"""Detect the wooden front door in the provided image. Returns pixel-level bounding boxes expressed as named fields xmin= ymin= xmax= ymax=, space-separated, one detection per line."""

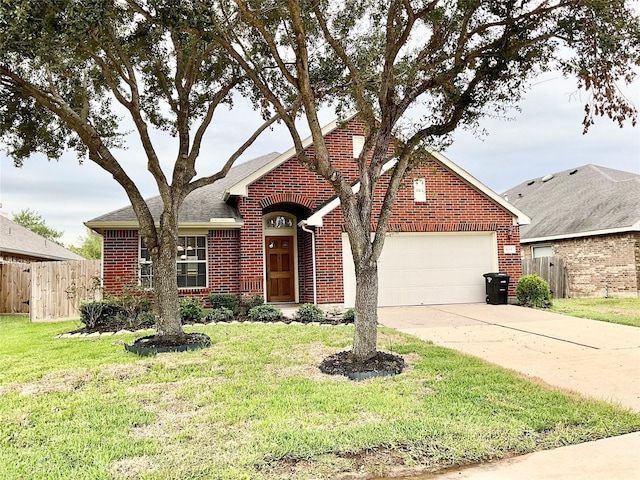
xmin=265 ymin=236 xmax=295 ymax=302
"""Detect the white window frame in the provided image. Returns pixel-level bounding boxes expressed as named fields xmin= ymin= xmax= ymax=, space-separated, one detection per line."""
xmin=139 ymin=235 xmax=208 ymax=289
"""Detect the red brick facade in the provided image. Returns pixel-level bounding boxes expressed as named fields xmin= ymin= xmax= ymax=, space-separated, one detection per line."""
xmin=101 ymin=118 xmax=523 ymax=304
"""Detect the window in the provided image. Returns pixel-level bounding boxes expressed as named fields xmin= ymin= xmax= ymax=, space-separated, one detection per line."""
xmin=266 ymin=215 xmax=293 ymax=229
xmin=140 ymin=235 xmax=207 ymax=288
xmin=413 ymin=178 xmax=426 ymax=202
xmin=352 ymin=135 xmax=365 ymax=158
xmin=532 ymin=245 xmax=553 ymax=258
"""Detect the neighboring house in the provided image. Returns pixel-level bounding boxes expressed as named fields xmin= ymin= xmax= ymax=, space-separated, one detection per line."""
xmin=0 ymin=214 xmax=85 ymax=263
xmin=86 ymin=116 xmax=530 ymax=307
xmin=504 ymin=165 xmax=640 ymax=298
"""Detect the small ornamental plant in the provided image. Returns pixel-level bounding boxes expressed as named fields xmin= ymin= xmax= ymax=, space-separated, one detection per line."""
xmin=516 ymin=274 xmax=552 ymax=308
xmin=239 ymin=294 xmax=264 ymax=315
xmin=294 ymin=303 xmax=325 ymax=323
xmin=208 ymin=293 xmax=240 ymax=314
xmin=247 ymin=304 xmax=283 ymax=322
xmin=207 ymin=307 xmax=235 ymax=322
xmin=342 ymin=308 xmax=356 ymax=323
xmin=179 ymin=297 xmax=205 ymax=323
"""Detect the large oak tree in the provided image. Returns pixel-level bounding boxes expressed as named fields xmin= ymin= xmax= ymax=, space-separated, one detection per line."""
xmin=0 ymin=0 xmax=279 ymax=341
xmin=202 ymin=0 xmax=638 ymax=361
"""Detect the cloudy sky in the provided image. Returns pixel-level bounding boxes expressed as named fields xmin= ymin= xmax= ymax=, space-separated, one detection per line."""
xmin=1 ymin=71 xmax=638 ymax=246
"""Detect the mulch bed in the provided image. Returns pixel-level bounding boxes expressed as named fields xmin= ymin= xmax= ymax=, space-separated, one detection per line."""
xmin=69 ymin=316 xmax=353 ymax=335
xmin=319 ymin=350 xmax=405 ymax=379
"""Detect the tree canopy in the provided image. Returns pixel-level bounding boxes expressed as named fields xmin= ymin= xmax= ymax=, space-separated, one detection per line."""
xmin=199 ymin=0 xmax=639 ymax=360
xmin=12 ymin=208 xmax=64 ymax=244
xmin=1 ymin=0 xmax=277 ymax=339
xmin=1 ymin=0 xmax=638 ymax=358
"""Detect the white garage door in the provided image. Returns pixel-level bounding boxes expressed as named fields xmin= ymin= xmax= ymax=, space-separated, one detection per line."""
xmin=342 ymin=232 xmax=498 ymax=307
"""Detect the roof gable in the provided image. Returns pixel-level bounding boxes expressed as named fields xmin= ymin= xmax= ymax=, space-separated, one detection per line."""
xmin=504 ymin=164 xmax=640 ymax=242
xmin=0 ymin=215 xmax=85 ymax=261
xmin=224 ymin=113 xmax=359 ymax=199
xmin=304 ymin=151 xmax=530 ymax=227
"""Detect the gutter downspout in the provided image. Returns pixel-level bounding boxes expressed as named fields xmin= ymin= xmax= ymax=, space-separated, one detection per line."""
xmin=299 ymin=221 xmax=317 ymax=305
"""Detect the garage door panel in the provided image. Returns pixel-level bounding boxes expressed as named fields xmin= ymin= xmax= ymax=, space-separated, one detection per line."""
xmin=343 ymin=232 xmax=497 ymax=307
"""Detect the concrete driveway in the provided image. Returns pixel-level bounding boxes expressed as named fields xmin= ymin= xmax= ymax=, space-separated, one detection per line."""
xmin=377 ymin=304 xmax=640 ymax=480
xmin=378 ymin=303 xmax=640 ymax=411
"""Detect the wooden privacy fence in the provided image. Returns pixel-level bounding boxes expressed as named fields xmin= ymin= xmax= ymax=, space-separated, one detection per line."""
xmin=0 ymin=260 xmax=102 ymax=321
xmin=30 ymin=260 xmax=102 ymax=322
xmin=521 ymin=256 xmax=569 ymax=298
xmin=0 ymin=262 xmax=31 ymax=314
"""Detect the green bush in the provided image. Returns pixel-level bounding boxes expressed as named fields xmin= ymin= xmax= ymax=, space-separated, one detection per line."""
xmin=79 ymin=300 xmax=122 ymax=329
xmin=207 ymin=307 xmax=235 ymax=322
xmin=516 ymin=274 xmax=552 ymax=308
xmin=294 ymin=303 xmax=325 ymax=323
xmin=110 ymin=285 xmax=155 ymax=328
xmin=179 ymin=297 xmax=205 ymax=323
xmin=135 ymin=310 xmax=157 ymax=328
xmin=342 ymin=308 xmax=356 ymax=323
xmin=239 ymin=294 xmax=264 ymax=315
xmin=247 ymin=304 xmax=282 ymax=322
xmin=208 ymin=293 xmax=240 ymax=314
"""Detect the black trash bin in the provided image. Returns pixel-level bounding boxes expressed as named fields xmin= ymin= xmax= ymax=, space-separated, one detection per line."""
xmin=483 ymin=272 xmax=510 ymax=305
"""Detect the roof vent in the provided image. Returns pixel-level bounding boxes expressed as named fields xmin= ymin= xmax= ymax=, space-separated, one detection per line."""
xmin=527 ymin=181 xmax=535 ymax=186
xmin=541 ymin=174 xmax=554 ymax=182
xmin=569 ymin=169 xmax=578 ymax=175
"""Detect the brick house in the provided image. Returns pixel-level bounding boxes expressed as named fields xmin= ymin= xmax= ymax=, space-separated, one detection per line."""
xmin=86 ymin=116 xmax=529 ymax=307
xmin=505 ymin=165 xmax=640 ymax=298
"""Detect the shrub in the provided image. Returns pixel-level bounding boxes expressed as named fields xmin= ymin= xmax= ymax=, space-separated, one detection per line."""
xmin=207 ymin=307 xmax=235 ymax=322
xmin=516 ymin=274 xmax=552 ymax=308
xmin=294 ymin=303 xmax=325 ymax=323
xmin=342 ymin=308 xmax=356 ymax=323
xmin=247 ymin=304 xmax=283 ymax=322
xmin=135 ymin=310 xmax=157 ymax=328
xmin=208 ymin=294 xmax=240 ymax=314
xmin=111 ymin=285 xmax=155 ymax=328
xmin=179 ymin=297 xmax=205 ymax=323
xmin=79 ymin=300 xmax=122 ymax=329
xmin=239 ymin=294 xmax=264 ymax=315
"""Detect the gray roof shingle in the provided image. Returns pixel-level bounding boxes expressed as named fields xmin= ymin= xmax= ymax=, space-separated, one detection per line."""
xmin=503 ymin=164 xmax=640 ymax=241
xmin=0 ymin=215 xmax=86 ymax=261
xmin=86 ymin=152 xmax=281 ymax=224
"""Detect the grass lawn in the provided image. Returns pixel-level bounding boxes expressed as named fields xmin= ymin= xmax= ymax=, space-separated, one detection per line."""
xmin=1 ymin=314 xmax=639 ymax=479
xmin=550 ymin=298 xmax=640 ymax=327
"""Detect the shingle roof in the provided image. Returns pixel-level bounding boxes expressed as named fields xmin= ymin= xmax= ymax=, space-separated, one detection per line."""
xmin=503 ymin=165 xmax=640 ymax=241
xmin=86 ymin=152 xmax=281 ymax=225
xmin=0 ymin=215 xmax=85 ymax=261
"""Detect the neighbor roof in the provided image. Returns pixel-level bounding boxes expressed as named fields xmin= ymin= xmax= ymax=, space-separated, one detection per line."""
xmin=504 ymin=164 xmax=640 ymax=243
xmin=85 ymin=152 xmax=281 ymax=231
xmin=0 ymin=215 xmax=85 ymax=261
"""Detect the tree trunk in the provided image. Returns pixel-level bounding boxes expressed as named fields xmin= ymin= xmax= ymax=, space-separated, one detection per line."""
xmin=151 ymin=217 xmax=184 ymax=339
xmin=352 ymin=256 xmax=379 ymax=361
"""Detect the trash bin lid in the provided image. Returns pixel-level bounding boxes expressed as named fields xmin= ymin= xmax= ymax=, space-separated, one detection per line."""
xmin=483 ymin=272 xmax=510 ymax=278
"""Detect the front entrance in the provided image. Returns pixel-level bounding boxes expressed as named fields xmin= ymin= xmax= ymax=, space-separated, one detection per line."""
xmin=265 ymin=236 xmax=295 ymax=302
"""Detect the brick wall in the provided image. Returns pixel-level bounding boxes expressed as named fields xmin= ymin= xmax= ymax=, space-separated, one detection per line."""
xmin=102 ymin=228 xmax=242 ymax=304
xmin=207 ymin=230 xmax=240 ymax=295
xmin=102 ymin=229 xmax=139 ymax=295
xmin=523 ymin=232 xmax=640 ymax=298
xmin=101 ymin=118 xmax=523 ymax=304
xmin=239 ymin=118 xmax=521 ymax=302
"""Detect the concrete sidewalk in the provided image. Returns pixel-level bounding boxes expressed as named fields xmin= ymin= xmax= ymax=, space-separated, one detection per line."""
xmin=377 ymin=304 xmax=640 ymax=479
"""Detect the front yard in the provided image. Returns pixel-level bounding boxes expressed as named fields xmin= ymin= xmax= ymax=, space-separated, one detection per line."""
xmin=1 ymin=314 xmax=639 ymax=479
xmin=550 ymin=298 xmax=640 ymax=327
